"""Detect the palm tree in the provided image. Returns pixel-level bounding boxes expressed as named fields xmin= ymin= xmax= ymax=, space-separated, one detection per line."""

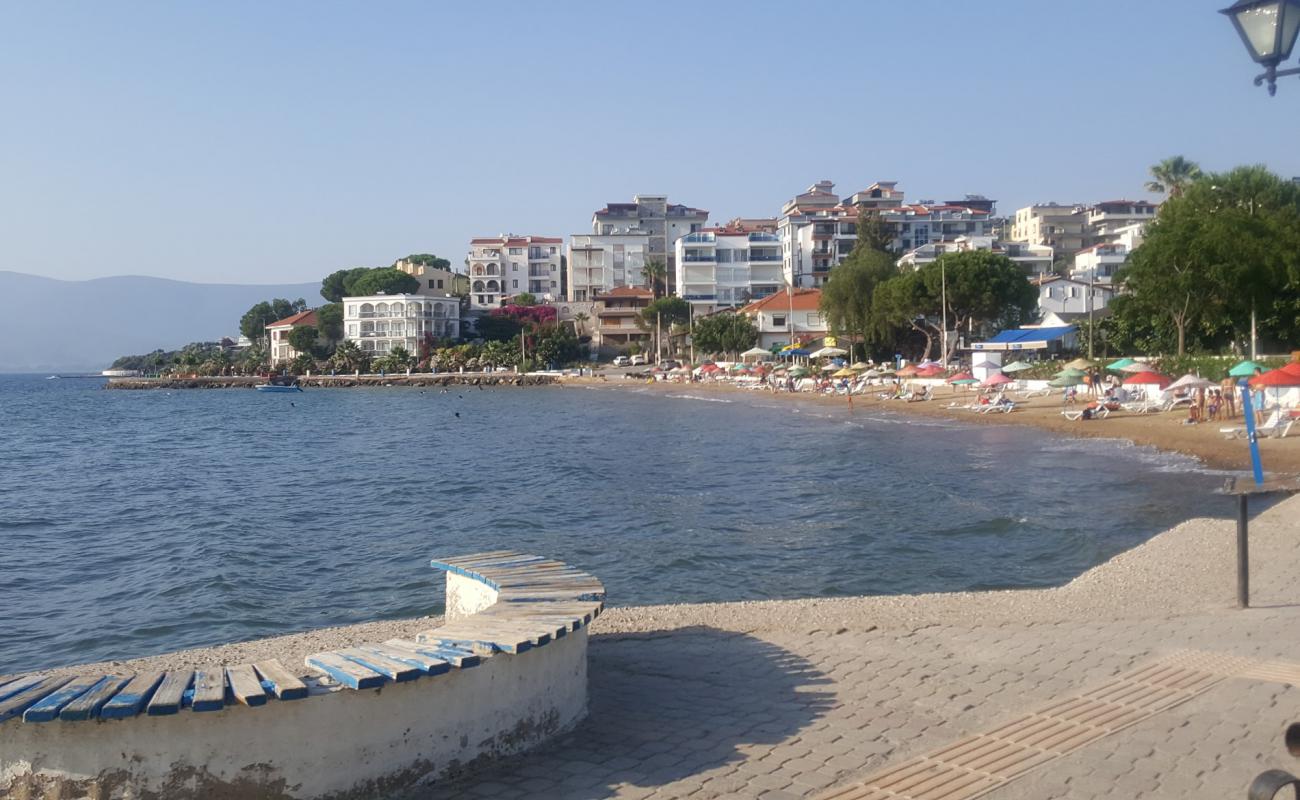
xmin=1145 ymin=156 xmax=1203 ymax=198
xmin=572 ymin=312 xmax=589 ymax=336
xmin=642 ymin=259 xmax=668 ymax=298
xmin=329 ymin=340 xmax=364 ymax=372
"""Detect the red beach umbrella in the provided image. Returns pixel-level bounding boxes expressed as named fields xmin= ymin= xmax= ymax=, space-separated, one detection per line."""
xmin=916 ymin=366 xmax=945 ymax=377
xmin=1278 ymin=361 xmax=1300 ymax=379
xmin=896 ymin=365 xmax=919 ymax=377
xmin=1123 ymin=371 xmax=1171 ymax=388
xmin=946 ymin=371 xmax=974 ymax=383
xmin=1251 ymin=369 xmax=1300 ymax=387
xmin=981 ymin=372 xmax=1013 ymax=387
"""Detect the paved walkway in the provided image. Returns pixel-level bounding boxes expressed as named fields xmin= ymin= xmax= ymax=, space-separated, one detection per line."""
xmin=403 ymin=501 xmax=1300 ymax=800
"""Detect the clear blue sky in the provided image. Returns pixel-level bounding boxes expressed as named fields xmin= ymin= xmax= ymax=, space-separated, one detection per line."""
xmin=2 ymin=1 xmax=1297 ymax=284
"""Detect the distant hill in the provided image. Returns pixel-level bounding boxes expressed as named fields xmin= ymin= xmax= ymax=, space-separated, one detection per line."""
xmin=0 ymin=271 xmax=321 ymax=373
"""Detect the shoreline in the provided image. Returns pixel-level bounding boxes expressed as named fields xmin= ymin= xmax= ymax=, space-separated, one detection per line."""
xmin=565 ymin=375 xmax=1300 ymax=474
xmin=30 ymin=494 xmax=1300 ymax=681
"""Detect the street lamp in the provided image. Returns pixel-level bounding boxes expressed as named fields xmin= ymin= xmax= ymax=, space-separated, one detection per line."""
xmin=1220 ymin=0 xmax=1300 ymax=95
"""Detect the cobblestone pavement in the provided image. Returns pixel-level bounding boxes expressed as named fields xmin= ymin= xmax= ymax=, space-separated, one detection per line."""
xmin=401 ymin=512 xmax=1300 ymax=800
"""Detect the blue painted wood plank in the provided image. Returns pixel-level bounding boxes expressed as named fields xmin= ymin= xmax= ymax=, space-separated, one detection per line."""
xmin=62 ymin=674 xmax=134 ymax=721
xmin=337 ymin=648 xmax=421 ymax=682
xmin=224 ymin=665 xmax=267 ymax=707
xmin=305 ymin=652 xmax=385 ymax=690
xmin=0 ymin=676 xmax=71 ymax=723
xmin=22 ymin=675 xmax=106 ymax=722
xmin=414 ymin=628 xmax=528 ymax=655
xmin=96 ymin=671 xmax=161 ymax=723
xmin=384 ymin=639 xmax=481 ymax=669
xmin=146 ymin=670 xmax=192 ymax=716
xmin=191 ymin=665 xmax=225 ymax=712
xmin=0 ymin=675 xmax=46 ymax=703
xmin=357 ymin=644 xmax=450 ymax=676
xmin=252 ymin=659 xmax=307 ymax=700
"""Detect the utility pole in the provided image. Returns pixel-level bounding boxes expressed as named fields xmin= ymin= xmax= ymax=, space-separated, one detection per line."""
xmin=656 ymin=311 xmax=662 ymax=364
xmin=689 ymin=303 xmax=695 ymax=365
xmin=1087 ymin=270 xmax=1095 ymax=360
xmin=940 ymin=261 xmax=948 ymax=365
xmin=1251 ymin=301 xmax=1258 ymax=361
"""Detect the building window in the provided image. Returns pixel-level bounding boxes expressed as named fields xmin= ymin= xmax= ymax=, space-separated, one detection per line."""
xmin=773 ymin=315 xmax=786 ymax=327
xmin=509 ymin=248 xmax=523 ymax=255
xmin=512 ymin=280 xmax=518 ymax=289
xmin=427 ymin=279 xmax=435 ymax=289
xmin=437 ymin=279 xmax=444 ymax=288
xmin=807 ymin=313 xmax=822 ymax=326
xmin=512 ymin=263 xmax=519 ymax=272
xmin=550 ymin=281 xmax=557 ymax=288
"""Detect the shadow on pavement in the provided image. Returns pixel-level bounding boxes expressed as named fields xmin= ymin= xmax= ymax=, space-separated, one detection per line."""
xmin=409 ymin=625 xmax=835 ymax=799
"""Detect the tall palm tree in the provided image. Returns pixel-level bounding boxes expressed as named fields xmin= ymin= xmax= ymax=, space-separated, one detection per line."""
xmin=1145 ymin=156 xmax=1203 ymax=198
xmin=572 ymin=312 xmax=589 ymax=336
xmin=642 ymin=260 xmax=668 ymax=298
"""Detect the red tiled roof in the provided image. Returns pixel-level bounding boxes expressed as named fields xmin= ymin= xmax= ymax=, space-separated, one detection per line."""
xmin=266 ymin=310 xmax=317 ymax=329
xmin=738 ymin=288 xmax=822 ymax=314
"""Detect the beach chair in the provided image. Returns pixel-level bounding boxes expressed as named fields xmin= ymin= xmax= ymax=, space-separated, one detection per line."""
xmin=1220 ymin=410 xmax=1292 ymax=439
xmin=1021 ymin=386 xmax=1051 ymax=399
xmin=1062 ymin=404 xmax=1111 ymax=421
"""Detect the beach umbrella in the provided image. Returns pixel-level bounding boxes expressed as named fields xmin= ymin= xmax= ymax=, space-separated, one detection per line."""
xmin=1166 ymin=374 xmax=1217 ymax=392
xmin=917 ymin=360 xmax=941 ymax=369
xmin=1280 ymin=361 xmax=1300 ymax=378
xmin=1123 ymin=371 xmax=1170 ymax=388
xmin=1056 ymin=367 xmax=1087 ymax=378
xmin=1228 ymin=359 xmax=1265 ymax=377
xmin=981 ymin=372 xmax=1013 ymax=387
xmin=728 ymin=362 xmax=747 ymax=372
xmin=971 ymin=358 xmax=1001 ymax=370
xmin=947 ymin=371 xmax=974 ymax=383
xmin=951 ymin=377 xmax=980 ymax=385
xmin=669 ymin=367 xmax=689 ymax=375
xmin=832 ymin=367 xmax=857 ymax=378
xmin=1048 ymin=375 xmax=1083 ymax=388
xmin=1120 ymin=362 xmax=1154 ymax=373
xmin=1250 ymin=369 xmax=1300 ymax=387
xmin=896 ymin=365 xmax=919 ymax=377
xmin=1002 ymin=360 xmax=1034 ymax=372
xmin=916 ymin=365 xmax=945 ymax=377
xmin=810 ymin=346 xmax=847 ymax=358
xmin=1106 ymin=357 xmax=1136 ymax=371
xmin=1064 ymin=357 xmax=1095 ymax=370
xmin=741 ymin=346 xmax=770 ymax=360
xmin=821 ymin=364 xmax=838 ymax=372
xmin=850 ymin=362 xmax=871 ymax=371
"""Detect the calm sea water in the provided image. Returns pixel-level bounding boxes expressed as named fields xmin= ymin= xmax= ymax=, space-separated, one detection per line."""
xmin=0 ymin=374 xmax=1235 ymax=674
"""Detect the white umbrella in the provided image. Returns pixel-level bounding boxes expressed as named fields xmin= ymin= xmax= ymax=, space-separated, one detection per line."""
xmin=810 ymin=346 xmax=848 ymax=358
xmin=1166 ymin=373 xmax=1217 ymax=392
xmin=1120 ymin=362 xmax=1154 ymax=373
xmin=740 ymin=346 xmax=770 ymax=359
xmin=972 ymin=358 xmax=1001 ymax=370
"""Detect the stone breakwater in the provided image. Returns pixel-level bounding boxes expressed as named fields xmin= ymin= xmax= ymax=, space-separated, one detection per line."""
xmin=105 ymin=374 xmax=561 ymax=390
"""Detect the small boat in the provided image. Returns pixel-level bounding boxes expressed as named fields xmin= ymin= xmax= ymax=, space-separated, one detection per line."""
xmin=46 ymin=375 xmax=60 ymax=380
xmin=255 ymin=384 xmax=303 ymax=393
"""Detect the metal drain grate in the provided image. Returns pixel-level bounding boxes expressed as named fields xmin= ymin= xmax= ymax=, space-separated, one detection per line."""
xmin=815 ymin=650 xmax=1241 ymax=800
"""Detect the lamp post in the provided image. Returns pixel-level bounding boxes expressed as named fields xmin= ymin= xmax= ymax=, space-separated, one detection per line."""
xmin=1220 ymin=0 xmax=1300 ymax=95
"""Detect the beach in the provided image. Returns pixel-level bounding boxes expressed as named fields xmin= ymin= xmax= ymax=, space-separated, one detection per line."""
xmin=570 ymin=374 xmax=1300 ymax=474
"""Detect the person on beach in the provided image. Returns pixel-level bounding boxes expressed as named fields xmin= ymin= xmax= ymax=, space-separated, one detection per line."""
xmin=1221 ymin=376 xmax=1237 ymax=419
xmin=1253 ymin=368 xmax=1266 ymax=422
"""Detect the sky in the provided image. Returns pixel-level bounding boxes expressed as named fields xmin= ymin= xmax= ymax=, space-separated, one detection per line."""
xmin=1 ymin=1 xmax=1298 ymax=285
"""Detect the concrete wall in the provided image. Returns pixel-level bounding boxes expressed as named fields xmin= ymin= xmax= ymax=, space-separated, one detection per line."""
xmin=1 ymin=573 xmax=590 ymax=799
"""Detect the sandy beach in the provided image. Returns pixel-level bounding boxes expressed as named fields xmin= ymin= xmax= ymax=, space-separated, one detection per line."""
xmin=569 ymin=374 xmax=1300 ymax=475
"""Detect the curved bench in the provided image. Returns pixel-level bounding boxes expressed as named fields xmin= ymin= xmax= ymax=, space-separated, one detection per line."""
xmin=0 ymin=551 xmax=604 ymax=799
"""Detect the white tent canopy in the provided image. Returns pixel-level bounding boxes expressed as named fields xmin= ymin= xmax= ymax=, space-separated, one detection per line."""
xmin=740 ymin=347 xmax=771 ymax=359
xmin=810 ymin=346 xmax=847 ymax=358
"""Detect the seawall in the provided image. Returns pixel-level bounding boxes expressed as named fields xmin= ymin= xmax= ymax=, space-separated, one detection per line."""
xmin=105 ymin=374 xmax=561 ymax=390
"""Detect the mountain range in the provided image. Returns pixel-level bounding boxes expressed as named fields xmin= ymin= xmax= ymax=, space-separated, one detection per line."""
xmin=0 ymin=271 xmax=321 ymax=373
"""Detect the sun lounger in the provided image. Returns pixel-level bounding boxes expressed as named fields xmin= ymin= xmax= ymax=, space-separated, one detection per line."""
xmin=1062 ymin=404 xmax=1111 ymax=421
xmin=1221 ymin=410 xmax=1294 ymax=440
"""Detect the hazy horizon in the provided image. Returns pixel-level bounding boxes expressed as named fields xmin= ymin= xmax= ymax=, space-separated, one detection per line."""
xmin=3 ymin=1 xmax=1298 ymax=285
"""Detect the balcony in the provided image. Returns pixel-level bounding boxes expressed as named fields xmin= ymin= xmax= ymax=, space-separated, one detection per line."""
xmin=682 ymin=233 xmax=715 ymax=244
xmin=528 ymin=268 xmax=552 ymax=278
xmin=747 ymin=233 xmax=779 ymax=242
xmin=682 ymin=293 xmax=717 ymax=301
xmin=748 ymin=253 xmax=780 ymax=262
xmin=682 ymin=254 xmax=715 ymax=263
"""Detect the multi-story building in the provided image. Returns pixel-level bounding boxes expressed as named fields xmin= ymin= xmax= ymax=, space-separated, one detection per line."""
xmin=591 ymin=194 xmax=708 ymax=294
xmin=394 ymin=258 xmax=469 ymax=297
xmin=674 ymin=229 xmax=785 ymax=314
xmin=267 ymin=309 xmax=317 ymax=366
xmin=566 ymin=233 xmax=650 ymax=301
xmin=466 ymin=235 xmax=562 ymax=310
xmin=877 ymin=203 xmax=993 ymax=252
xmin=897 ymin=236 xmax=1054 ymax=278
xmin=1070 ymin=242 xmax=1130 ymax=284
xmin=342 ymin=293 xmax=459 ymax=357
xmin=1086 ymin=200 xmax=1157 ymax=239
xmin=736 ymin=288 xmax=827 ymax=350
xmin=1010 ymin=203 xmax=1092 ymax=254
xmin=593 ymin=286 xmax=654 ymax=350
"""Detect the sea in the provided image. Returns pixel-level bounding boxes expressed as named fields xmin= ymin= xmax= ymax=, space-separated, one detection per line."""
xmin=0 ymin=374 xmax=1239 ymax=675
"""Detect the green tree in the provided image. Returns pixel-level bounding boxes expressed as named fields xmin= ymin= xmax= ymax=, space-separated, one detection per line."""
xmin=316 ymin=303 xmax=343 ymax=344
xmin=533 ymin=325 xmax=580 ymax=367
xmin=871 ymin=271 xmax=936 ymax=358
xmin=571 ymin=312 xmax=590 ymax=336
xmin=480 ymin=339 xmax=517 ymax=368
xmin=321 ymin=267 xmax=373 ymax=302
xmin=288 ymin=353 xmax=317 ymax=375
xmin=690 ymin=312 xmax=759 ymax=357
xmin=287 ymin=325 xmax=319 ymax=355
xmin=240 ymin=343 xmax=270 ymax=374
xmin=639 ymin=296 xmax=691 ymax=330
xmin=398 ymin=254 xmax=450 ymax=270
xmin=239 ymin=298 xmax=307 ymax=341
xmin=329 ymin=340 xmax=368 ymax=373
xmin=819 ymin=247 xmax=898 ymax=360
xmin=512 ymin=292 xmax=538 ymax=306
xmin=642 ymin=259 xmax=668 ymax=298
xmin=1145 ymin=155 xmax=1203 ymax=198
xmin=855 ymin=209 xmax=895 ymax=253
xmin=347 ymin=268 xmax=420 ymax=297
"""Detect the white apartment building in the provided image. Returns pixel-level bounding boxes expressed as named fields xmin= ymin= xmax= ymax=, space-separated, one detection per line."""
xmin=736 ymin=288 xmax=827 ymax=350
xmin=1070 ymin=242 xmax=1130 ymax=284
xmin=1087 ymin=200 xmax=1157 ymax=239
xmin=591 ymin=195 xmax=708 ymax=293
xmin=674 ymin=229 xmax=784 ymax=314
xmin=1034 ymin=276 xmax=1114 ymax=316
xmin=897 ymin=236 xmax=1054 ymax=277
xmin=1010 ymin=203 xmax=1091 ymax=253
xmin=566 ymin=233 xmax=650 ymax=302
xmin=466 ymin=235 xmax=562 ymax=310
xmin=267 ymin=309 xmax=317 ymax=366
xmin=342 ymin=293 xmax=460 ymax=356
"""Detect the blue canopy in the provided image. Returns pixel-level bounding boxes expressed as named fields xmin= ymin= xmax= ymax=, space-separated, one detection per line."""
xmin=782 ymin=348 xmax=812 ymax=357
xmin=974 ymin=326 xmax=1076 ymax=352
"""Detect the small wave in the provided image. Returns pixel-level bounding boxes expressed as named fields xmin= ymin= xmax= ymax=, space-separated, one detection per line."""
xmin=665 ymin=394 xmax=733 ymax=404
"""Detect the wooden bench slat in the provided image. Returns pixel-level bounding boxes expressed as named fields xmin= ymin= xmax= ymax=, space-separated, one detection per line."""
xmin=305 ymin=652 xmax=386 ymax=690
xmin=225 ymin=665 xmax=267 ymax=707
xmin=356 ymin=644 xmax=450 ymax=676
xmin=253 ymin=659 xmax=308 ymax=700
xmin=147 ymin=670 xmax=192 ymax=716
xmin=0 ymin=675 xmax=47 ymax=703
xmin=416 ymin=627 xmax=531 ymax=655
xmin=191 ymin=665 xmax=225 ymax=712
xmin=62 ymin=674 xmax=133 ymax=720
xmin=98 ymin=673 xmax=163 ymax=719
xmin=336 ymin=648 xmax=421 ymax=683
xmin=385 ymin=639 xmax=481 ymax=669
xmin=22 ymin=674 xmax=107 ymax=722
xmin=0 ymin=676 xmax=71 ymax=723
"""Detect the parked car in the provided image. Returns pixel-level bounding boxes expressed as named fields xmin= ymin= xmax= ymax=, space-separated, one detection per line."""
xmin=612 ymin=356 xmax=630 ymax=367
xmin=629 ymin=354 xmax=648 ymax=366
xmin=660 ymin=359 xmax=680 ymax=370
